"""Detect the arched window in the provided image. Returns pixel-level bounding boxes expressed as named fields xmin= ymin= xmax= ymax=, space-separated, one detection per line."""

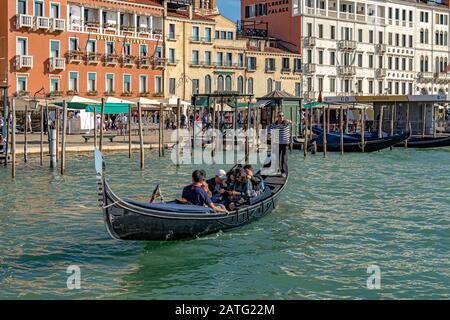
xmin=247 ymin=78 xmax=254 ymax=95
xmin=205 ymin=75 xmax=211 ymax=94
xmin=425 ymin=56 xmax=429 ymax=71
xmin=436 ymin=57 xmax=440 ymax=72
xmin=217 ymin=75 xmax=224 ymax=92
xmin=237 ymin=76 xmax=244 ymax=94
xmin=225 ymin=75 xmax=232 ymax=91
xmin=267 ymin=79 xmax=273 ymax=94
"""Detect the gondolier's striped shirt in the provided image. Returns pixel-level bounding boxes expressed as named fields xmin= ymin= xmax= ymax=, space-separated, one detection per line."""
xmin=269 ymin=121 xmax=291 ymax=145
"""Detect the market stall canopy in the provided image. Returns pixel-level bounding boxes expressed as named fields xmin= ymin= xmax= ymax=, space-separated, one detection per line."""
xmin=85 ymin=97 xmax=136 ymax=114
xmin=54 ymin=96 xmax=100 ymax=109
xmin=132 ymin=97 xmax=161 ymax=106
xmin=162 ymin=96 xmax=191 ymax=107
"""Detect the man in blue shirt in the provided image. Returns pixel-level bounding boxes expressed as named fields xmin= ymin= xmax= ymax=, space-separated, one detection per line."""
xmin=182 ymin=170 xmax=227 ymax=213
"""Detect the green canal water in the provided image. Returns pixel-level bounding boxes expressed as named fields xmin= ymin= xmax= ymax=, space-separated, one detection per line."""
xmin=0 ymin=148 xmax=449 ymax=299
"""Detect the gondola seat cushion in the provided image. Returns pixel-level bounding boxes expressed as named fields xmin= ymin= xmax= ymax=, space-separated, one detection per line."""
xmin=248 ymin=187 xmax=273 ymax=205
xmin=126 ymin=200 xmax=214 ymax=214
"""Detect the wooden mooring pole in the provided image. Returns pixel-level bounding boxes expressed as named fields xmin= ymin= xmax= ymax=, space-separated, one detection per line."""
xmin=128 ymin=105 xmax=132 ymax=158
xmin=159 ymin=103 xmax=164 ymax=157
xmin=55 ymin=108 xmax=59 ymax=163
xmin=322 ymin=105 xmax=327 ymax=157
xmin=40 ymin=105 xmax=44 ymax=166
xmin=61 ymin=101 xmax=67 ymax=175
xmin=11 ymin=98 xmax=16 ymax=178
xmin=138 ymin=102 xmax=144 ymax=169
xmin=340 ymin=106 xmax=344 ymax=155
xmin=176 ymin=98 xmax=181 ymax=166
xmin=361 ymin=107 xmax=366 ymax=153
xmin=99 ymin=98 xmax=105 ymax=151
xmin=303 ymin=107 xmax=308 ymax=158
xmin=93 ymin=106 xmax=97 ymax=148
xmin=24 ymin=103 xmax=28 ymax=163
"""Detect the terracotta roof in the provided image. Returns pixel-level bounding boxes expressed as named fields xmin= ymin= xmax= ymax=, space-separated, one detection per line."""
xmin=123 ymin=0 xmax=163 ymax=7
xmin=262 ymin=90 xmax=296 ymax=99
xmin=167 ymin=10 xmax=216 ymax=21
xmin=247 ymin=45 xmax=294 ymax=54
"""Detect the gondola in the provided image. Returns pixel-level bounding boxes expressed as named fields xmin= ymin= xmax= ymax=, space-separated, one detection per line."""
xmin=395 ymin=135 xmax=450 ymax=149
xmin=314 ymin=131 xmax=410 ymax=153
xmin=95 ymin=149 xmax=288 ymax=241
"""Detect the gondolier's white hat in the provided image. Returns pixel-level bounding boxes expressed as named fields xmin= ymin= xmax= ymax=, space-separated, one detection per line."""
xmin=216 ymin=169 xmax=227 ymax=180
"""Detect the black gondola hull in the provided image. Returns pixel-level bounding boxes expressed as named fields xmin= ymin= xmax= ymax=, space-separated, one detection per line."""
xmin=102 ymin=176 xmax=287 ymax=241
xmin=314 ymin=132 xmax=409 ymax=153
xmin=395 ymin=135 xmax=450 ymax=149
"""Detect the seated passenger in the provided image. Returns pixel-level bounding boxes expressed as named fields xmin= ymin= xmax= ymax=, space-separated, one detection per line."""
xmin=244 ymin=165 xmax=265 ymax=196
xmin=181 ymin=170 xmax=227 ymax=214
xmin=228 ymin=168 xmax=255 ymax=203
xmin=207 ymin=169 xmax=227 ymax=203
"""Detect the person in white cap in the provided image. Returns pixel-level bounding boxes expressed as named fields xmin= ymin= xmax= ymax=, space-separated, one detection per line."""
xmin=207 ymin=169 xmax=228 ymax=203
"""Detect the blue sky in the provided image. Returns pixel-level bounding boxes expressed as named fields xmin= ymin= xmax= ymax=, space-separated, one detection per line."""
xmin=218 ymin=0 xmax=241 ymax=22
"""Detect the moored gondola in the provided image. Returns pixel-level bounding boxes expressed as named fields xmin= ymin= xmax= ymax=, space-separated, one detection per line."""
xmin=95 ymin=150 xmax=288 ymax=241
xmin=314 ymin=131 xmax=410 ymax=153
xmin=395 ymin=135 xmax=450 ymax=149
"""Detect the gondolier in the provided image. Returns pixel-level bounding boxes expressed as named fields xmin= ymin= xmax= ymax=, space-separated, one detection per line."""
xmin=269 ymin=112 xmax=291 ymax=177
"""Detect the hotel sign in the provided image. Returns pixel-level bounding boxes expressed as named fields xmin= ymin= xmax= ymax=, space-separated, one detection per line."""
xmin=96 ymin=35 xmax=147 ymax=44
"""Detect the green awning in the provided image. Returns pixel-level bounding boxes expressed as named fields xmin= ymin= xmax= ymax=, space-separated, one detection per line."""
xmin=303 ymin=101 xmax=331 ymax=109
xmin=86 ymin=104 xmax=130 ymax=114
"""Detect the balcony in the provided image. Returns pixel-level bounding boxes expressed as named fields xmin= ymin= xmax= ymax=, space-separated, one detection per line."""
xmin=337 ymin=66 xmax=356 ymax=77
xmin=338 ymin=40 xmax=357 ymax=51
xmin=153 ymin=57 xmax=167 ymax=70
xmin=167 ymin=59 xmax=179 ymax=66
xmin=122 ymin=55 xmax=135 ymax=67
xmin=105 ymin=54 xmax=120 ymax=66
xmin=375 ymin=44 xmax=386 ymax=54
xmin=68 ymin=51 xmax=83 ymax=64
xmin=138 ymin=56 xmax=151 ymax=68
xmin=304 ymin=36 xmax=316 ymax=47
xmin=16 ymin=14 xmax=34 ymax=29
xmin=435 ymin=73 xmax=450 ymax=84
xmin=265 ymin=67 xmax=276 ymax=73
xmin=376 ymin=68 xmax=387 ymax=79
xmin=104 ymin=91 xmax=116 ymax=97
xmin=417 ymin=72 xmax=435 ymax=83
xmin=281 ymin=67 xmax=292 ymax=73
xmin=86 ymin=52 xmax=101 ymax=65
xmin=15 ymin=55 xmax=33 ymax=69
xmin=34 ymin=16 xmax=50 ymax=30
xmin=50 ymin=18 xmax=65 ymax=32
xmin=49 ymin=57 xmax=66 ymax=72
xmin=303 ymin=63 xmax=316 ymax=74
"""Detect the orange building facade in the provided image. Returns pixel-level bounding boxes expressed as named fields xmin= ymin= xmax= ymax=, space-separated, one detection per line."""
xmin=0 ymin=0 xmax=166 ymax=100
xmin=240 ymin=0 xmax=301 ymax=54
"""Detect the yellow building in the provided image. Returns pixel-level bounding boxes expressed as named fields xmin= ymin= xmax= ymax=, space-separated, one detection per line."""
xmin=163 ymin=1 xmax=302 ymax=102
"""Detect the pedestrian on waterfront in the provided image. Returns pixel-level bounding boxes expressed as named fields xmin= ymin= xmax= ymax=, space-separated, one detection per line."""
xmin=0 ymin=116 xmax=4 ymax=133
xmin=269 ymin=112 xmax=291 ymax=177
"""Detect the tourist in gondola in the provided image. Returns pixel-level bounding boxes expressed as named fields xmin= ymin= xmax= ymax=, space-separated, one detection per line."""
xmin=269 ymin=112 xmax=291 ymax=177
xmin=207 ymin=169 xmax=228 ymax=203
xmin=181 ymin=170 xmax=227 ymax=213
xmin=244 ymin=165 xmax=264 ymax=196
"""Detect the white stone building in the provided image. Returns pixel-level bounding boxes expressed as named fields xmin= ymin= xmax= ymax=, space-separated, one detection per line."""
xmin=292 ymin=0 xmax=450 ymax=99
